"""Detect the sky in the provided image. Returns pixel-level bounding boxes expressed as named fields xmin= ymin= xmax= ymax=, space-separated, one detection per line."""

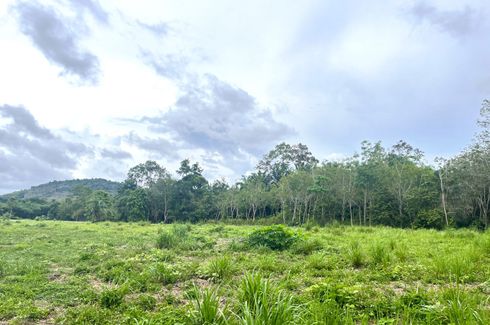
xmin=0 ymin=0 xmax=489 ymax=194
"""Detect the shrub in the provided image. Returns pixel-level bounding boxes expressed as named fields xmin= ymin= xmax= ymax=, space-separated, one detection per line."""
xmin=248 ymin=225 xmax=299 ymax=250
xmin=307 ymin=253 xmax=332 ymax=270
xmin=413 ymin=209 xmax=444 ymax=230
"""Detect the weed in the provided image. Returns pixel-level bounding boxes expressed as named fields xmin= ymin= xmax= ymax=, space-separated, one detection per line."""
xmin=136 ymin=294 xmax=157 ymax=311
xmin=238 ymin=272 xmax=300 ymax=324
xmin=151 ymin=262 xmax=179 ymax=285
xmin=370 ymin=243 xmax=391 ymax=266
xmin=156 ymin=231 xmax=177 ymax=249
xmin=347 ymin=241 xmax=365 ymax=268
xmin=208 ymin=255 xmax=233 ymax=281
xmin=100 ymin=289 xmax=124 ymax=308
xmin=248 ymin=225 xmax=299 ymax=250
xmin=187 ymin=286 xmax=228 ymax=324
xmin=290 ymin=237 xmax=323 ymax=255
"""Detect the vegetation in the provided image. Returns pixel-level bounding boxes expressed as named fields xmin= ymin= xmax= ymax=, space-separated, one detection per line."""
xmin=2 ymin=102 xmax=490 ymax=230
xmin=2 ymin=179 xmax=121 ymax=200
xmin=0 ymin=220 xmax=489 ymax=323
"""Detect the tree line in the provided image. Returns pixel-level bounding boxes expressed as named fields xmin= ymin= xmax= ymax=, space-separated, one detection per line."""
xmin=2 ymin=101 xmax=489 ymax=229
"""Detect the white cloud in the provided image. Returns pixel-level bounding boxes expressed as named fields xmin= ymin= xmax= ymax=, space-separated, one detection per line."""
xmin=0 ymin=0 xmax=489 ymax=192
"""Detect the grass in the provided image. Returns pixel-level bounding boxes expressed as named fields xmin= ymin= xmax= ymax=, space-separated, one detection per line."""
xmin=0 ymin=220 xmax=489 ymax=324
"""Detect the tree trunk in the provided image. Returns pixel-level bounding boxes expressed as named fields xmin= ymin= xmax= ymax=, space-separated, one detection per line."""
xmin=363 ymin=189 xmax=367 ymax=226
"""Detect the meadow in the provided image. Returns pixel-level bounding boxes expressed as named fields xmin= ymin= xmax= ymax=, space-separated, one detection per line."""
xmin=0 ymin=219 xmax=489 ymax=324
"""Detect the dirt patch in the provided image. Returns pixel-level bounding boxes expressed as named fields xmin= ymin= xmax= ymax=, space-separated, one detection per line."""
xmin=214 ymin=238 xmax=233 ymax=251
xmin=47 ymin=264 xmax=71 ymax=284
xmin=89 ymin=277 xmax=117 ymax=292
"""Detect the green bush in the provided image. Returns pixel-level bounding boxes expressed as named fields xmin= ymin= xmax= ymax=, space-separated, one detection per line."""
xmin=248 ymin=225 xmax=299 ymax=250
xmin=370 ymin=243 xmax=391 ymax=266
xmin=413 ymin=209 xmax=444 ymax=230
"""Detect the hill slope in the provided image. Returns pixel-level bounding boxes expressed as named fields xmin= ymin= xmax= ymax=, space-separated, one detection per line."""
xmin=2 ymin=179 xmax=122 ymax=200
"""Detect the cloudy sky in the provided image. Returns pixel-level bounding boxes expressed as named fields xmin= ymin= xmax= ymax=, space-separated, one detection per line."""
xmin=0 ymin=0 xmax=489 ymax=193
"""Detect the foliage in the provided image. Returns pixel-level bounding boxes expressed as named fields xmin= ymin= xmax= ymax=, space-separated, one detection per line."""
xmin=248 ymin=225 xmax=299 ymax=250
xmin=238 ymin=272 xmax=301 ymax=324
xmin=1 ymin=221 xmax=490 ymax=324
xmin=207 ymin=255 xmax=233 ymax=281
xmin=187 ymin=286 xmax=228 ymax=325
xmin=156 ymin=231 xmax=177 ymax=249
xmin=100 ymin=289 xmax=125 ymax=308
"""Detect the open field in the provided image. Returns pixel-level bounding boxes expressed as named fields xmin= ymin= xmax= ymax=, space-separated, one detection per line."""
xmin=0 ymin=220 xmax=489 ymax=324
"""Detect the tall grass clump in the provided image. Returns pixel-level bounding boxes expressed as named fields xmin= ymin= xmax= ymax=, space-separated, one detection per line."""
xmin=370 ymin=243 xmax=391 ymax=266
xmin=347 ymin=241 xmax=365 ymax=268
xmin=156 ymin=231 xmax=177 ymax=249
xmin=290 ymin=237 xmax=323 ymax=255
xmin=437 ymin=285 xmax=485 ymax=324
xmin=187 ymin=286 xmax=228 ymax=325
xmin=172 ymin=223 xmax=191 ymax=238
xmin=208 ymin=255 xmax=233 ymax=281
xmin=238 ymin=272 xmax=300 ymax=324
xmin=100 ymin=289 xmax=125 ymax=309
xmin=433 ymin=254 xmax=473 ymax=282
xmin=156 ymin=224 xmax=192 ymax=249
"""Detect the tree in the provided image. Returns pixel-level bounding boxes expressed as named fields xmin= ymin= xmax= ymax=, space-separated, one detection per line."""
xmin=86 ymin=190 xmax=114 ymax=222
xmin=171 ymin=159 xmax=209 ymax=221
xmin=256 ymin=143 xmax=318 ymax=186
xmin=116 ymin=187 xmax=149 ymax=222
xmin=386 ymin=140 xmax=424 ymax=226
xmin=128 ymin=161 xmax=168 ymax=188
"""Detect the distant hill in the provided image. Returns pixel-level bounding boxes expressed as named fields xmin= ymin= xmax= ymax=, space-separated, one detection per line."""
xmin=2 ymin=179 xmax=122 ymax=201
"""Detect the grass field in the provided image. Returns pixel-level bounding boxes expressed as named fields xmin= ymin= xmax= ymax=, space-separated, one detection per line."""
xmin=0 ymin=219 xmax=489 ymax=324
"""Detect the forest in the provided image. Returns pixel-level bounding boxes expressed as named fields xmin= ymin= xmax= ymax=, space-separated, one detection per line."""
xmin=2 ymin=101 xmax=489 ymax=230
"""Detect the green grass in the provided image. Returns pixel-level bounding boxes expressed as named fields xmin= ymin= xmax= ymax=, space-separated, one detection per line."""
xmin=0 ymin=220 xmax=489 ymax=324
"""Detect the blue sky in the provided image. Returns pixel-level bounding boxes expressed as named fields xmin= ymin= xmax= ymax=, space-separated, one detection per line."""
xmin=0 ymin=0 xmax=489 ymax=193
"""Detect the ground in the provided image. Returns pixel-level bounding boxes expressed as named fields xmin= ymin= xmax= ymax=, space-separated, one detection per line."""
xmin=0 ymin=219 xmax=489 ymax=324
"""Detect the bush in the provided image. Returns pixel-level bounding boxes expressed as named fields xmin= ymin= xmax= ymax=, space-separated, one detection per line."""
xmin=370 ymin=243 xmax=391 ymax=266
xmin=413 ymin=209 xmax=444 ymax=230
xmin=248 ymin=225 xmax=299 ymax=250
